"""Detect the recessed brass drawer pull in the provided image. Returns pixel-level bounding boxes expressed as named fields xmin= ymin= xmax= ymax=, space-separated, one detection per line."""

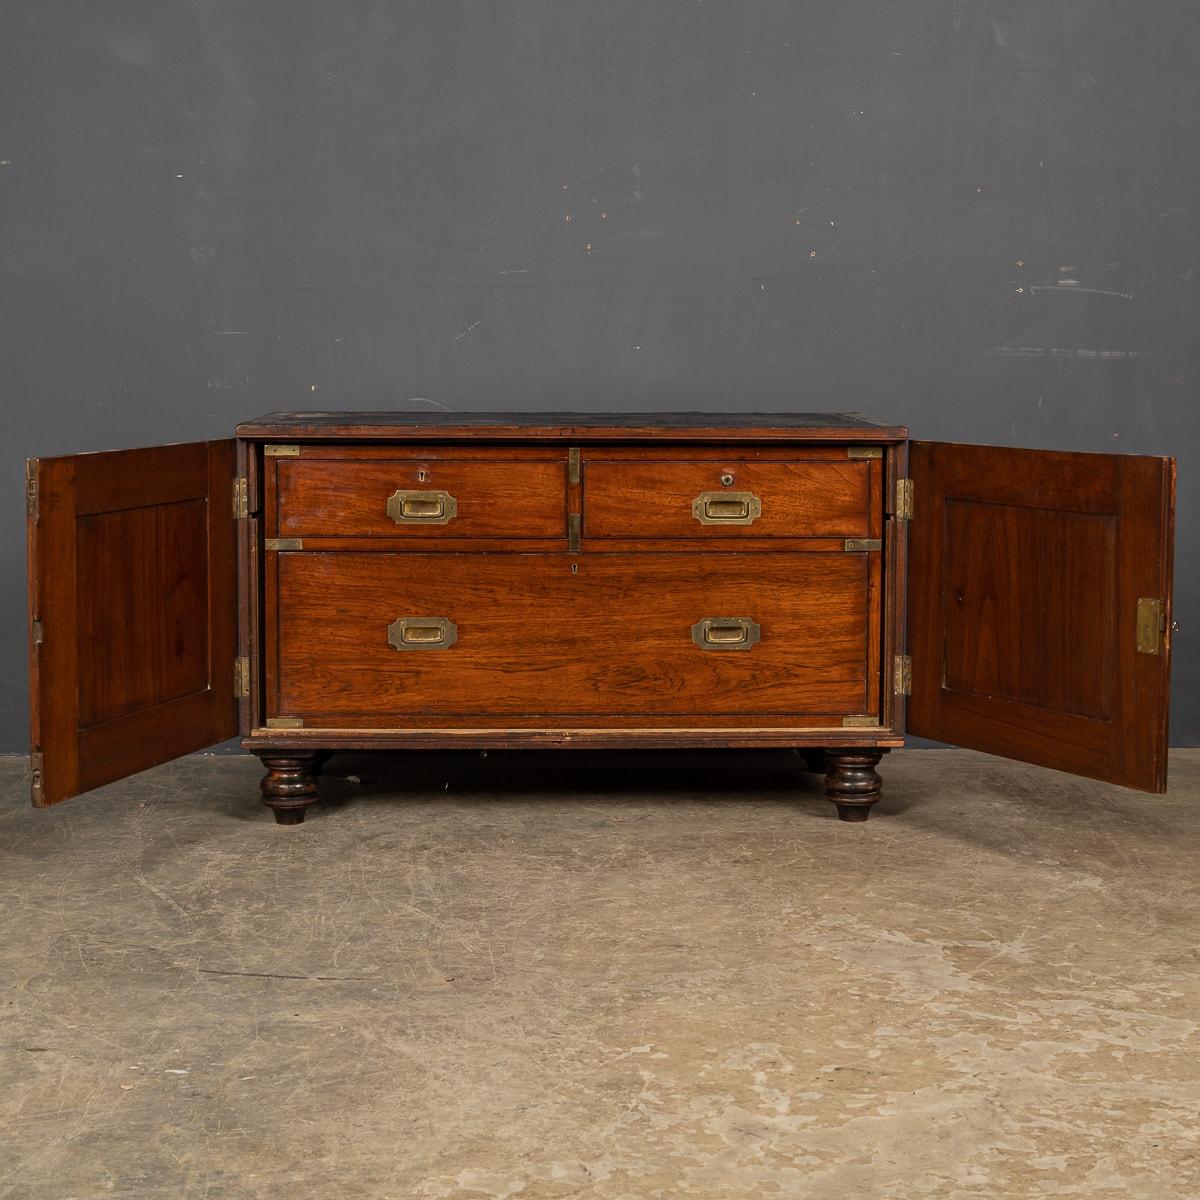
xmin=386 ymin=489 xmax=458 ymax=525
xmin=387 ymin=617 xmax=458 ymax=650
xmin=691 ymin=617 xmax=761 ymax=650
xmin=692 ymin=490 xmax=762 ymax=525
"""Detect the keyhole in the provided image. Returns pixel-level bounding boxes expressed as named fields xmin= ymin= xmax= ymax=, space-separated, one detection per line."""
xmin=571 ymin=562 xmax=579 ymax=575
xmin=955 ymin=589 xmax=966 ymax=604
xmin=417 ymin=468 xmax=429 ymax=482
xmin=720 ymin=472 xmax=734 ymax=487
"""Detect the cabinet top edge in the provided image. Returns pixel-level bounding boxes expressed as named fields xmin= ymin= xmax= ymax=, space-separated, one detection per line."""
xmin=236 ymin=410 xmax=909 ymax=441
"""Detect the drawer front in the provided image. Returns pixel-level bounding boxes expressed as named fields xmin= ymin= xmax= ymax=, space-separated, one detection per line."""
xmin=583 ymin=459 xmax=871 ymax=539
xmin=272 ymin=552 xmax=871 ymax=719
xmin=274 ymin=456 xmax=567 ymax=539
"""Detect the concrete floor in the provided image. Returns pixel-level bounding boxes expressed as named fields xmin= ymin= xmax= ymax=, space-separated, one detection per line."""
xmin=1 ymin=748 xmax=1197 ymax=1200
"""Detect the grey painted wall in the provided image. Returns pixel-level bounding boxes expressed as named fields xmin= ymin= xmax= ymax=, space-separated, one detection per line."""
xmin=2 ymin=2 xmax=1196 ymax=751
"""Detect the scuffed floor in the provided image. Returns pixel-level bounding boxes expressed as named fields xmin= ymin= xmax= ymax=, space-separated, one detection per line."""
xmin=1 ymin=748 xmax=1197 ymax=1199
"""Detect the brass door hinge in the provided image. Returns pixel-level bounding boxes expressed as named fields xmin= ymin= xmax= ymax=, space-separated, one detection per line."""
xmin=30 ymin=751 xmax=44 ymax=805
xmin=235 ymin=656 xmax=250 ymax=699
xmin=842 ymin=716 xmax=881 ymax=728
xmin=567 ymin=447 xmax=581 ymax=485
xmin=25 ymin=461 xmax=38 ymax=520
xmin=847 ymin=446 xmax=882 ymax=459
xmin=265 ymin=717 xmax=304 ymax=729
xmin=1135 ymin=598 xmax=1165 ymax=655
xmin=264 ymin=444 xmax=300 ymax=457
xmin=844 ymin=538 xmax=882 ymax=552
xmin=894 ymin=478 xmax=914 ymax=521
xmin=265 ymin=537 xmax=303 ymax=551
xmin=31 ymin=619 xmax=43 ymax=648
xmin=567 ymin=513 xmax=581 ymax=552
xmin=894 ymin=654 xmax=912 ymax=696
xmin=233 ymin=477 xmax=249 ymax=519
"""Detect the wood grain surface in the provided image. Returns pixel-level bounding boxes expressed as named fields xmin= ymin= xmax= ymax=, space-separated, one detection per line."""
xmin=583 ymin=458 xmax=871 ymax=539
xmin=28 ymin=440 xmax=238 ymax=805
xmin=271 ymin=551 xmax=874 ymax=721
xmin=907 ymin=441 xmax=1174 ymax=793
xmin=274 ymin=455 xmax=568 ymax=539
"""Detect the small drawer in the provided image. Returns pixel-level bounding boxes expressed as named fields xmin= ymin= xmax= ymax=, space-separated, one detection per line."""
xmin=583 ymin=458 xmax=872 ymax=539
xmin=273 ymin=454 xmax=567 ymax=539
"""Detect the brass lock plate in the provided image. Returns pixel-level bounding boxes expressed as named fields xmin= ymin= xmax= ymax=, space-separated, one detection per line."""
xmin=387 ymin=616 xmax=458 ymax=650
xmin=386 ymin=490 xmax=458 ymax=525
xmin=1136 ymin=598 xmax=1164 ymax=655
xmin=691 ymin=617 xmax=761 ymax=650
xmin=692 ymin=491 xmax=762 ymax=525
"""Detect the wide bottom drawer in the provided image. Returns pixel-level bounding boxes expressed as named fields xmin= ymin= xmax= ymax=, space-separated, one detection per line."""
xmin=271 ymin=552 xmax=874 ymax=720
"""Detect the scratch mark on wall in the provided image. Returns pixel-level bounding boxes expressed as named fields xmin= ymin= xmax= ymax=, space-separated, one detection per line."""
xmin=453 ymin=320 xmax=481 ymax=341
xmin=562 ymin=166 xmax=608 ymax=190
xmin=1027 ymin=285 xmax=1136 ymax=301
xmin=987 ymin=347 xmax=1143 ymax=359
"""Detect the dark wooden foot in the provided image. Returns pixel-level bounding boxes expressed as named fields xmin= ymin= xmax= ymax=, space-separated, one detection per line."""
xmin=825 ymin=750 xmax=885 ymax=822
xmin=259 ymin=754 xmax=322 ymax=825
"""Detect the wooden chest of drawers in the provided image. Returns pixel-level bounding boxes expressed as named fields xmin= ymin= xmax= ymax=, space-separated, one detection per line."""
xmin=25 ymin=413 xmax=1176 ymax=824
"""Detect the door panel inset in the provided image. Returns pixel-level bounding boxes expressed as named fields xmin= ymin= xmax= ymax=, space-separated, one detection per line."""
xmin=942 ymin=500 xmax=1115 ymax=721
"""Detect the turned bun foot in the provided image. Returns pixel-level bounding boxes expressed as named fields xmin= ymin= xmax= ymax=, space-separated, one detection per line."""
xmin=835 ymin=802 xmax=871 ymax=823
xmin=259 ymin=754 xmax=322 ymax=825
xmin=825 ymin=750 xmax=886 ymax=822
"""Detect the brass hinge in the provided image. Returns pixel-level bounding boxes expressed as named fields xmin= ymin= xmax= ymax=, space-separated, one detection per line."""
xmin=894 ymin=478 xmax=914 ymax=521
xmin=233 ymin=477 xmax=249 ymax=519
xmin=847 ymin=446 xmax=882 ymax=459
xmin=265 ymin=537 xmax=303 ymax=551
xmin=567 ymin=513 xmax=581 ymax=552
xmin=894 ymin=654 xmax=912 ymax=696
xmin=25 ymin=461 xmax=38 ymax=520
xmin=567 ymin=447 xmax=581 ymax=485
xmin=1135 ymin=598 xmax=1165 ymax=655
xmin=31 ymin=619 xmax=43 ymax=648
xmin=265 ymin=717 xmax=304 ymax=729
xmin=842 ymin=716 xmax=881 ymax=728
xmin=30 ymin=751 xmax=44 ymax=805
xmin=235 ymin=656 xmax=250 ymax=699
xmin=264 ymin=444 xmax=301 ymax=457
xmin=844 ymin=538 xmax=882 ymax=552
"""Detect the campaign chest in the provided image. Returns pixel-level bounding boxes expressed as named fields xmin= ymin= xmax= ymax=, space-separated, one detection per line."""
xmin=25 ymin=412 xmax=1176 ymax=823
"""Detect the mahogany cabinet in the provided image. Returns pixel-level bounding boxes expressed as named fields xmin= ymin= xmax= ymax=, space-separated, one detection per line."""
xmin=25 ymin=413 xmax=1176 ymax=824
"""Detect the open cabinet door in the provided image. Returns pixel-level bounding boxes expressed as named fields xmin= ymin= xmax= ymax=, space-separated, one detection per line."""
xmin=27 ymin=441 xmax=239 ymax=806
xmin=907 ymin=442 xmax=1174 ymax=793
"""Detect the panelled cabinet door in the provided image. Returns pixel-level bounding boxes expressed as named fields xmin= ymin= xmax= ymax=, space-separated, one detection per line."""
xmin=27 ymin=441 xmax=239 ymax=806
xmin=906 ymin=442 xmax=1175 ymax=793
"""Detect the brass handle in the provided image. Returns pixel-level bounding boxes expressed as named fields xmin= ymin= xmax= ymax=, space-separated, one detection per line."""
xmin=387 ymin=617 xmax=458 ymax=650
xmin=691 ymin=617 xmax=761 ymax=650
xmin=692 ymin=490 xmax=762 ymax=525
xmin=386 ymin=489 xmax=458 ymax=525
